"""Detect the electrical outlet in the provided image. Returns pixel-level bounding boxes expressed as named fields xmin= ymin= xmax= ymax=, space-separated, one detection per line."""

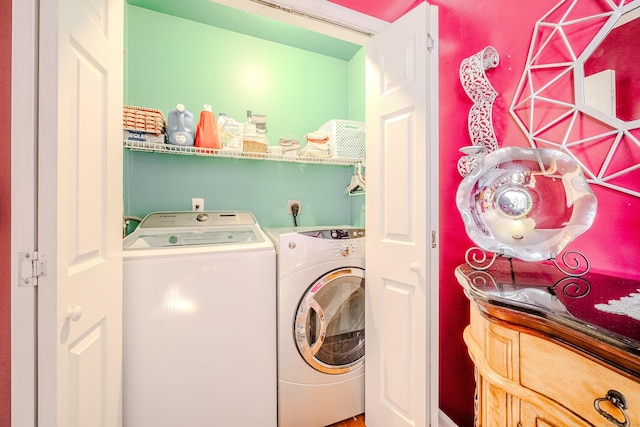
xmin=192 ymin=198 xmax=204 ymax=212
xmin=287 ymin=200 xmax=301 ymax=214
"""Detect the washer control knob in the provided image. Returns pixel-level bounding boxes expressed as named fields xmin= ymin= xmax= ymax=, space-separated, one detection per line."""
xmin=288 ymin=241 xmax=296 ymax=249
xmin=341 ymin=245 xmax=350 ymax=257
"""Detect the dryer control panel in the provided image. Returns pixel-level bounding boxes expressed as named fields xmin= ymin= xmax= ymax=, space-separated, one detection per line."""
xmin=271 ymin=227 xmax=365 ymax=277
xmin=299 ymin=228 xmax=365 ymax=240
xmin=299 ymin=228 xmax=365 ymax=257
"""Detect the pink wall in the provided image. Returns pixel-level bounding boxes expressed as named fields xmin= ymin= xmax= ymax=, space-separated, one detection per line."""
xmin=339 ymin=0 xmax=640 ymax=426
xmin=329 ymin=0 xmax=422 ymax=23
xmin=433 ymin=0 xmax=640 ymax=425
xmin=432 ymin=2 xmax=564 ymax=424
xmin=0 ymin=0 xmax=11 ymax=424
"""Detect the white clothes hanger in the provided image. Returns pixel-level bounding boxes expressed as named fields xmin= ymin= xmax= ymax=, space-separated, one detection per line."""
xmin=345 ymin=162 xmax=366 ymax=195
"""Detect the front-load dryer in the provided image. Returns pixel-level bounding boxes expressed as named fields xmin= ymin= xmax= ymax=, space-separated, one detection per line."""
xmin=267 ymin=227 xmax=365 ymax=427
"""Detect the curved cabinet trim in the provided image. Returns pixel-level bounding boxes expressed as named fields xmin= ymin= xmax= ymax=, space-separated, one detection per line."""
xmin=463 ymin=326 xmax=591 ymax=426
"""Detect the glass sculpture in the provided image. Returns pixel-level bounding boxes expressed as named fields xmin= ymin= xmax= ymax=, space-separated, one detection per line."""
xmin=456 ymin=146 xmax=598 ymax=262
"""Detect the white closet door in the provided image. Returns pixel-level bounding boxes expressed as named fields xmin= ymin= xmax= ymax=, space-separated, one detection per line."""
xmin=37 ymin=0 xmax=124 ymax=425
xmin=365 ymin=3 xmax=439 ymax=427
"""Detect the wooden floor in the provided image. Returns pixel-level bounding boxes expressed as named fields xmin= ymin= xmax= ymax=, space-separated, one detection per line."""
xmin=326 ymin=413 xmax=365 ymax=427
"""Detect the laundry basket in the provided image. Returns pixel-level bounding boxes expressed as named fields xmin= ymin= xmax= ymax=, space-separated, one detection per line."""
xmin=243 ymin=135 xmax=268 ymax=158
xmin=320 ymin=120 xmax=365 ymax=160
xmin=123 ymin=105 xmax=166 ymax=134
xmin=123 ymin=105 xmax=167 ymax=144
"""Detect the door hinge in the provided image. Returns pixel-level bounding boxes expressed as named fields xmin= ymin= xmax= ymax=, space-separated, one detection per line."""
xmin=431 ymin=230 xmax=437 ymax=248
xmin=427 ymin=33 xmax=435 ymax=52
xmin=18 ymin=251 xmax=47 ymax=287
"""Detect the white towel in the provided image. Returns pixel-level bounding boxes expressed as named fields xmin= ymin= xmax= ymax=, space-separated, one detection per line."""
xmin=299 ymin=141 xmax=330 ymax=158
xmin=278 ymin=135 xmax=301 ymax=157
xmin=305 ymin=131 xmax=329 ymax=144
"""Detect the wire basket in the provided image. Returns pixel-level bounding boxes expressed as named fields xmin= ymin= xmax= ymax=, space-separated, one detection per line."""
xmin=243 ymin=137 xmax=268 ymax=159
xmin=319 ymin=120 xmax=365 ymax=160
xmin=123 ymin=105 xmax=166 ymax=136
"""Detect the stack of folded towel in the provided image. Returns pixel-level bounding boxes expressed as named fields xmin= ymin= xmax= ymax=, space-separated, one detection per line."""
xmin=278 ymin=135 xmax=301 ymax=157
xmin=299 ymin=131 xmax=330 ymax=158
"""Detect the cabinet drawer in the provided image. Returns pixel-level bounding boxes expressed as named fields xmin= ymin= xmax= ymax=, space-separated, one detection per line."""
xmin=520 ymin=333 xmax=640 ymax=427
xmin=519 ymin=400 xmax=591 ymax=427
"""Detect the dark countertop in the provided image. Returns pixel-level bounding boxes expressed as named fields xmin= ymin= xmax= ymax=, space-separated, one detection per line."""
xmin=456 ymin=257 xmax=640 ymax=377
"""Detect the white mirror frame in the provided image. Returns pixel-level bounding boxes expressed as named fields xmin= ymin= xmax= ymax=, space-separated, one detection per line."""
xmin=510 ymin=0 xmax=640 ymax=197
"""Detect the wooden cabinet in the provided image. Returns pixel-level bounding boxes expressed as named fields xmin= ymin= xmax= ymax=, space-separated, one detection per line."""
xmin=465 ymin=303 xmax=640 ymax=427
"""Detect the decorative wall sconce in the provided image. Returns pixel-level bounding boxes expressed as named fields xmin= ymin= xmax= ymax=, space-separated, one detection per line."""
xmin=456 ymin=47 xmax=598 ymax=276
xmin=457 ymin=46 xmax=500 ymax=177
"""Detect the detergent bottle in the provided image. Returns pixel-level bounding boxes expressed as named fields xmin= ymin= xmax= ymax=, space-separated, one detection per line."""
xmin=195 ymin=104 xmax=220 ymax=149
xmin=167 ymin=103 xmax=195 ymax=146
xmin=217 ymin=113 xmax=229 ymax=147
xmin=219 ymin=115 xmax=243 ymax=151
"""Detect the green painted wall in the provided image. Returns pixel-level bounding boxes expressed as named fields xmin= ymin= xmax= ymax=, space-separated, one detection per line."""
xmin=348 ymin=49 xmax=366 ymax=122
xmin=347 ymin=48 xmax=366 ymax=226
xmin=124 ymin=5 xmax=366 ymax=228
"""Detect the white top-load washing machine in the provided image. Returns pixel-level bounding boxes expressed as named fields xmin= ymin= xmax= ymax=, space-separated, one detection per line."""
xmin=123 ymin=211 xmax=276 ymax=427
xmin=267 ymin=227 xmax=365 ymax=427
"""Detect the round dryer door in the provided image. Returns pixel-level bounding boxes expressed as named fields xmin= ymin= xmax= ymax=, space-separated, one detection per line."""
xmin=294 ymin=267 xmax=365 ymax=375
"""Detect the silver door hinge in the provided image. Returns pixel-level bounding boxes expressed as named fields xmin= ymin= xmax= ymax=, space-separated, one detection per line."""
xmin=18 ymin=251 xmax=47 ymax=287
xmin=427 ymin=34 xmax=435 ymax=52
xmin=431 ymin=231 xmax=437 ymax=249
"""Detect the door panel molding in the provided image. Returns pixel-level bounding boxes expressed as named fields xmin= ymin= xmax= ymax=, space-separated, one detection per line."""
xmin=365 ymin=4 xmax=439 ymax=427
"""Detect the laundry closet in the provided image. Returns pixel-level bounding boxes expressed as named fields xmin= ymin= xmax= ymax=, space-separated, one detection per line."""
xmin=123 ymin=3 xmax=440 ymax=427
xmin=124 ymin=1 xmax=367 ymax=228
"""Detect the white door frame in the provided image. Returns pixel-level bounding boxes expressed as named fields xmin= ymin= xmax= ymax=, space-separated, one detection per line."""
xmin=10 ymin=2 xmax=442 ymax=426
xmin=11 ymin=0 xmax=38 ymax=425
xmin=209 ymin=0 xmax=389 ymax=45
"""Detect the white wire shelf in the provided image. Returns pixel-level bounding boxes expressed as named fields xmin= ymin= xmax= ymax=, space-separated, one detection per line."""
xmin=123 ymin=140 xmax=364 ymax=166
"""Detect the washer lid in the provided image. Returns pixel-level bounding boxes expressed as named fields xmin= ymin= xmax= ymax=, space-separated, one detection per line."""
xmin=124 ymin=211 xmax=267 ymax=250
xmin=137 ymin=211 xmax=258 ymax=229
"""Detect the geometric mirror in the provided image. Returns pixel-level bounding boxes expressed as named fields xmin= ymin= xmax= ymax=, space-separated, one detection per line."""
xmin=510 ymin=0 xmax=640 ymax=197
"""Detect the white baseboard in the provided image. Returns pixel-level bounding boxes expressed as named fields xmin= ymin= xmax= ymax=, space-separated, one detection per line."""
xmin=438 ymin=409 xmax=458 ymax=427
